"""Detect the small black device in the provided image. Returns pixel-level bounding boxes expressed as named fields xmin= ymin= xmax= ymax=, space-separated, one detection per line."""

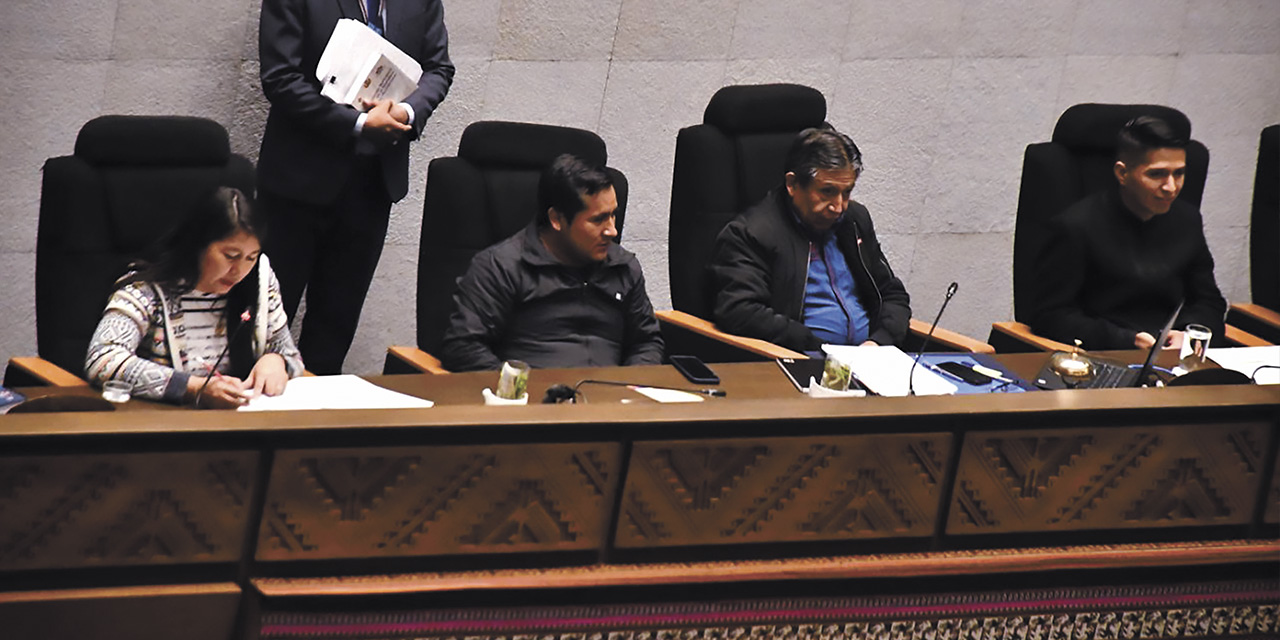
xmin=936 ymin=361 xmax=995 ymax=385
xmin=670 ymin=355 xmax=720 ymax=385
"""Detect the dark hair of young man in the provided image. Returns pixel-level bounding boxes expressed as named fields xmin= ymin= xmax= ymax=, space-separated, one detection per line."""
xmin=783 ymin=126 xmax=864 ymax=186
xmin=536 ymin=154 xmax=614 ymax=227
xmin=1116 ymin=115 xmax=1189 ymax=166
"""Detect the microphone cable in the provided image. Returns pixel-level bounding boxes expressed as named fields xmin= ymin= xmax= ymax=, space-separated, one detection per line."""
xmin=543 ymin=379 xmax=727 ymax=404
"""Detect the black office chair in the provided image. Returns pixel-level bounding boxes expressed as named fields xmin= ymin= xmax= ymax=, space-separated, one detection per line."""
xmin=985 ymin=103 xmax=1270 ymax=352
xmin=661 ymin=84 xmax=992 ymax=362
xmin=4 ymin=116 xmax=255 ymax=387
xmin=384 ymin=121 xmax=629 ymax=374
xmin=1226 ymin=124 xmax=1280 ymax=342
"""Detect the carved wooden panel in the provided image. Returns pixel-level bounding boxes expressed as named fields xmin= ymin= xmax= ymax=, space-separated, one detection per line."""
xmin=615 ymin=434 xmax=951 ymax=548
xmin=0 ymin=452 xmax=258 ymax=571
xmin=257 ymin=443 xmax=620 ymax=560
xmin=1266 ymin=447 xmax=1280 ymax=525
xmin=947 ymin=423 xmax=1270 ymax=534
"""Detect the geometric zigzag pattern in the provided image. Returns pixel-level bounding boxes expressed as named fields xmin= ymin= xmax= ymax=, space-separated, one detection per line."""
xmin=948 ymin=424 xmax=1268 ymax=534
xmin=87 ymin=311 xmax=172 ymax=400
xmin=257 ymin=444 xmax=620 ymax=560
xmin=617 ymin=435 xmax=947 ymax=548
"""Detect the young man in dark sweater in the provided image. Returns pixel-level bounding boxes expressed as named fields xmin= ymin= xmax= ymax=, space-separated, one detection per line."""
xmin=1029 ymin=116 xmax=1226 ymax=351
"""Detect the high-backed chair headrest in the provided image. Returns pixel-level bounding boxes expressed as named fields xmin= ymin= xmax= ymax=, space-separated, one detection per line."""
xmin=75 ymin=115 xmax=232 ymax=166
xmin=458 ymin=121 xmax=607 ymax=168
xmin=1052 ymin=104 xmax=1192 ymax=152
xmin=704 ymin=84 xmax=826 ymax=133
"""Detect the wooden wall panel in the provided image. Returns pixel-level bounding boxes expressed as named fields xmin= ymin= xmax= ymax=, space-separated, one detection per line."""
xmin=258 ymin=443 xmax=621 ymax=560
xmin=0 ymin=584 xmax=240 ymax=640
xmin=947 ymin=423 xmax=1270 ymax=534
xmin=616 ymin=433 xmax=951 ymax=548
xmin=1266 ymin=446 xmax=1280 ymax=525
xmin=0 ymin=452 xmax=258 ymax=571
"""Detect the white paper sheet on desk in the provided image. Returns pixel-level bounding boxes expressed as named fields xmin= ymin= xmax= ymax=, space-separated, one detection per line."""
xmin=1206 ymin=346 xmax=1280 ymax=385
xmin=238 ymin=375 xmax=434 ymax=411
xmin=822 ymin=344 xmax=958 ymax=397
xmin=632 ymin=386 xmax=704 ymax=403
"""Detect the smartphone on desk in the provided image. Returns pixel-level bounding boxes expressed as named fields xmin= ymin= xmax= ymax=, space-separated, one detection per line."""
xmin=935 ymin=361 xmax=995 ymax=385
xmin=670 ymin=355 xmax=720 ymax=385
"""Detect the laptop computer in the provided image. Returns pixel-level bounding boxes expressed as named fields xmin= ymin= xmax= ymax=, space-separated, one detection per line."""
xmin=1034 ymin=301 xmax=1183 ymax=390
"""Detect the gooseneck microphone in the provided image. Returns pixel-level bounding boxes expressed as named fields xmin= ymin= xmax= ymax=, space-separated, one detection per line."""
xmin=543 ymin=379 xmax=727 ymax=404
xmin=907 ymin=282 xmax=958 ymax=396
xmin=194 ymin=308 xmax=252 ymax=408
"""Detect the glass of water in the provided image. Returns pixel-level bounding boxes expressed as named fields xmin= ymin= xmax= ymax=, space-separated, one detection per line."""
xmin=101 ymin=380 xmax=132 ymax=403
xmin=1179 ymin=324 xmax=1212 ymax=371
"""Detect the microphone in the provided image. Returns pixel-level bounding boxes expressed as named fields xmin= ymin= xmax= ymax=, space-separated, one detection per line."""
xmin=907 ymin=282 xmax=958 ymax=396
xmin=542 ymin=379 xmax=727 ymax=404
xmin=195 ymin=308 xmax=252 ymax=408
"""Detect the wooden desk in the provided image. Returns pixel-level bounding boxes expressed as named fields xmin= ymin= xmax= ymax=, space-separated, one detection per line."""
xmin=2 ymin=358 xmax=1277 ymax=640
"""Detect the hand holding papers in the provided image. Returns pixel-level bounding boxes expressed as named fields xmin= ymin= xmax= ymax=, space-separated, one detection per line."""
xmin=821 ymin=344 xmax=958 ymax=397
xmin=316 ymin=19 xmax=423 ymax=107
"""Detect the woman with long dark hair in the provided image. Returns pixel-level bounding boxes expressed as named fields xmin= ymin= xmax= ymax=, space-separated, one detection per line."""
xmin=85 ymin=186 xmax=303 ymax=407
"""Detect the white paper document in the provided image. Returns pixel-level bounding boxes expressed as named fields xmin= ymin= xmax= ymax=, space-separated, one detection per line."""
xmin=316 ymin=19 xmax=423 ymax=106
xmin=1206 ymin=346 xmax=1280 ymax=385
xmin=238 ymin=375 xmax=434 ymax=411
xmin=632 ymin=386 xmax=705 ymax=403
xmin=821 ymin=344 xmax=958 ymax=397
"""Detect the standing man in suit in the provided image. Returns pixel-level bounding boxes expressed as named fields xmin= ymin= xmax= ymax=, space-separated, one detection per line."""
xmin=257 ymin=0 xmax=454 ymax=373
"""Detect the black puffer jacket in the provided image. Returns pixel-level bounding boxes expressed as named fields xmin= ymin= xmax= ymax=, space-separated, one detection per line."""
xmin=441 ymin=223 xmax=665 ymax=371
xmin=708 ymin=189 xmax=911 ymax=351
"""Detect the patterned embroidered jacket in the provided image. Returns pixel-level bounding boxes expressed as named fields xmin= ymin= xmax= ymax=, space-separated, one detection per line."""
xmin=84 ymin=255 xmax=304 ymax=403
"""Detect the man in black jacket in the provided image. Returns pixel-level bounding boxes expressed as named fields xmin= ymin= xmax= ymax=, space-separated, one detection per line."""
xmin=1029 ymin=116 xmax=1226 ymax=350
xmin=440 ymin=155 xmax=664 ymax=372
xmin=708 ymin=127 xmax=912 ymax=352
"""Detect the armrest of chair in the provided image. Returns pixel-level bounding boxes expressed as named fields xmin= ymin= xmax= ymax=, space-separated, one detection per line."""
xmin=384 ymin=346 xmax=451 ymax=375
xmin=4 ymin=356 xmax=89 ymax=387
xmin=656 ymin=310 xmax=807 ymax=360
xmin=1224 ymin=324 xmax=1271 ymax=347
xmin=907 ymin=318 xmax=995 ymax=354
xmin=1227 ymin=303 xmax=1280 ymax=343
xmin=1230 ymin=303 xmax=1280 ymax=327
xmin=988 ymin=322 xmax=1075 ymax=353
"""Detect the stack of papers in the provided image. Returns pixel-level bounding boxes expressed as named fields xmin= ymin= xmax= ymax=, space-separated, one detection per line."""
xmin=1206 ymin=346 xmax=1280 ymax=385
xmin=821 ymin=345 xmax=958 ymax=397
xmin=239 ymin=375 xmax=433 ymax=411
xmin=316 ymin=19 xmax=423 ymax=106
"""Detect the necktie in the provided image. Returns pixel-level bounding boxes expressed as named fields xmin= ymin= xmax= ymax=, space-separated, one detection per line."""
xmin=365 ymin=0 xmax=383 ymax=35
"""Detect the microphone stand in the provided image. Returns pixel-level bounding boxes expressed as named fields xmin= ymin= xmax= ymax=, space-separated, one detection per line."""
xmin=194 ymin=308 xmax=251 ymax=408
xmin=907 ymin=282 xmax=958 ymax=396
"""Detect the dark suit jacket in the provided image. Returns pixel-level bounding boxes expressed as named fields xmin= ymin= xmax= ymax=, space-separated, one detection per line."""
xmin=257 ymin=0 xmax=454 ymax=205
